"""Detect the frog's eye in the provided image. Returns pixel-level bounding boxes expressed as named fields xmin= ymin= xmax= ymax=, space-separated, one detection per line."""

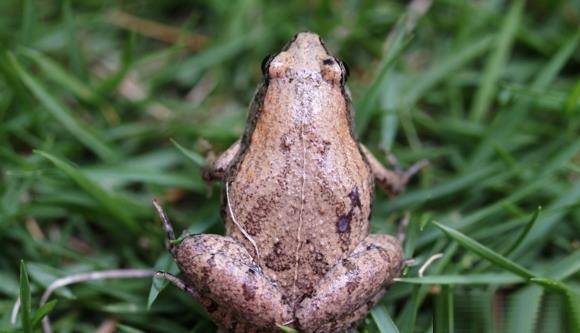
xmin=261 ymin=54 xmax=274 ymax=75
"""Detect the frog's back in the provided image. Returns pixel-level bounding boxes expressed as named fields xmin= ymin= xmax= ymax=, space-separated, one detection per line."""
xmin=225 ymin=33 xmax=374 ymax=305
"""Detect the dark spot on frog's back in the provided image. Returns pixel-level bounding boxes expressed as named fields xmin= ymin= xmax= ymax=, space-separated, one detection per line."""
xmin=243 ymin=196 xmax=277 ymax=236
xmin=206 ymin=255 xmax=216 ymax=268
xmin=242 ymin=269 xmax=258 ymax=301
xmin=244 ymin=216 xmax=261 ymax=236
xmin=310 ymin=251 xmax=329 ymax=276
xmin=264 ymin=241 xmax=293 ymax=272
xmin=348 ymin=186 xmax=362 ymax=209
xmin=336 ymin=212 xmax=352 ymax=234
xmin=319 ymin=139 xmax=331 ymax=156
xmin=280 ymin=133 xmax=292 ymax=152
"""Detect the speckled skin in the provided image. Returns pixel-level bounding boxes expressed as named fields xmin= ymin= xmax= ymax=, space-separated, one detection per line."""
xmin=168 ymin=32 xmax=410 ymax=333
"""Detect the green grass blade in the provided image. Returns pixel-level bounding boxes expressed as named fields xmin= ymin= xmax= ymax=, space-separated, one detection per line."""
xmin=8 ymin=53 xmax=118 ymax=162
xmin=504 ymin=285 xmax=543 ymax=333
xmin=403 ymin=35 xmax=493 ymax=107
xmin=432 ymin=221 xmax=535 ymax=279
xmin=19 ymin=260 xmax=32 ymax=333
xmin=356 ymin=15 xmax=411 ymax=135
xmin=434 ymin=285 xmax=454 ymax=333
xmin=529 ymin=277 xmax=568 ymax=293
xmin=171 ymin=32 xmax=260 ymax=86
xmin=118 ymin=325 xmax=146 ymax=333
xmin=531 ymin=31 xmax=580 ymax=90
xmin=84 ymin=166 xmax=204 ymax=191
xmin=383 ymin=164 xmax=498 ymax=213
xmin=31 ymin=300 xmax=57 ymax=326
xmin=397 ymin=286 xmax=420 ymax=333
xmin=63 ymin=0 xmax=86 ymax=79
xmin=170 ymin=138 xmax=205 ymax=167
xmin=20 ymin=0 xmax=35 ymax=46
xmin=36 ymin=150 xmax=137 ymax=233
xmin=538 ymin=294 xmax=565 ymax=333
xmin=396 ymin=243 xmax=458 ymax=332
xmin=547 ymin=250 xmax=580 ymax=280
xmin=504 ymin=206 xmax=541 ymax=256
xmin=467 ymin=29 xmax=580 ymax=170
xmin=565 ymin=79 xmax=580 ymax=116
xmin=372 ymin=305 xmax=400 ymax=333
xmin=398 ymin=273 xmax=525 ymax=285
xmin=20 ymin=47 xmax=97 ymax=104
xmin=147 ymin=252 xmax=179 ymax=309
xmin=469 ymin=0 xmax=524 ymax=122
xmin=566 ymin=289 xmax=580 ymax=333
xmin=277 ymin=325 xmax=299 ymax=333
xmin=0 ymin=271 xmax=19 ymax=297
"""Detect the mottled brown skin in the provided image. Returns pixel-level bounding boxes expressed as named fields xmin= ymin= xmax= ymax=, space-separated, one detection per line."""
xmin=158 ymin=32 xmax=416 ymax=333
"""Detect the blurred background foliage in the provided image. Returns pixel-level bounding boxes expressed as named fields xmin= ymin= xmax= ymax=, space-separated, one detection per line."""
xmin=0 ymin=0 xmax=579 ymax=332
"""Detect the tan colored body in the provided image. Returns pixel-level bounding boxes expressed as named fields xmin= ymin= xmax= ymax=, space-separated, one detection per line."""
xmin=228 ymin=52 xmax=373 ymax=304
xmin=158 ymin=32 xmax=420 ymax=333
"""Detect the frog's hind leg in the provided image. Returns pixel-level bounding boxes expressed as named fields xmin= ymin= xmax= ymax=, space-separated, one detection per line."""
xmin=153 ymin=200 xmax=291 ymax=332
xmin=295 ymin=234 xmax=404 ymax=333
xmin=155 ymin=271 xmax=263 ymax=333
xmin=175 ymin=234 xmax=293 ymax=331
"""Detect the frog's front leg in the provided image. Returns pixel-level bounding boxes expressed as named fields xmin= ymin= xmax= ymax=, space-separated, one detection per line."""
xmin=203 ymin=139 xmax=241 ymax=181
xmin=295 ymin=235 xmax=404 ymax=333
xmin=360 ymin=144 xmax=427 ymax=196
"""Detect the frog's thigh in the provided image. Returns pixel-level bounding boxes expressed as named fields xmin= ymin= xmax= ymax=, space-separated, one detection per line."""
xmin=308 ymin=289 xmax=387 ymax=333
xmin=296 ymin=234 xmax=403 ymax=333
xmin=175 ymin=234 xmax=292 ymax=330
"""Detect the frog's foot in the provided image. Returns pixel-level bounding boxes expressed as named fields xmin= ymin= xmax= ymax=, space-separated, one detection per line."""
xmin=295 ymin=234 xmax=404 ymax=333
xmin=360 ymin=144 xmax=428 ymax=197
xmin=174 ymin=234 xmax=293 ymax=331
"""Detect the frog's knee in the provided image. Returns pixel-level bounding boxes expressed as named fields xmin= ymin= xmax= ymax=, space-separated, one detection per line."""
xmin=176 ymin=234 xmax=255 ymax=269
xmin=357 ymin=234 xmax=403 ymax=260
xmin=175 ymin=234 xmax=291 ymax=329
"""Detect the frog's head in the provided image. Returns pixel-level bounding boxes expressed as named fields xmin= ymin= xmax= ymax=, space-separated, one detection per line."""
xmin=262 ymin=32 xmax=349 ymax=85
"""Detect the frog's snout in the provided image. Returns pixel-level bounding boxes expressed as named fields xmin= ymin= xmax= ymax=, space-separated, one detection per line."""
xmin=292 ymin=31 xmax=325 ymax=49
xmin=267 ymin=32 xmax=343 ymax=84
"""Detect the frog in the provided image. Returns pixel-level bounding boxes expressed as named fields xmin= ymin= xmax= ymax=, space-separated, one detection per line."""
xmin=153 ymin=32 xmax=424 ymax=333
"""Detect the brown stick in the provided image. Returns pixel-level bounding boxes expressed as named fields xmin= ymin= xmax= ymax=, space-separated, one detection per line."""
xmin=106 ymin=10 xmax=207 ymax=51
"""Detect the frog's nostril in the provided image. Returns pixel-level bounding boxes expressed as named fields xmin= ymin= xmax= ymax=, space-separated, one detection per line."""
xmin=322 ymin=58 xmax=334 ymax=65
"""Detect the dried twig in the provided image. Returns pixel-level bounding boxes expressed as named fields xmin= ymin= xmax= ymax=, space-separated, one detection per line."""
xmin=418 ymin=253 xmax=443 ymax=277
xmin=106 ymin=10 xmax=207 ymax=51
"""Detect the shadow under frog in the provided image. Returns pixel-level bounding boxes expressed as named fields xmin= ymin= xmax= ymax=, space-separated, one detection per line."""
xmin=154 ymin=32 xmax=424 ymax=333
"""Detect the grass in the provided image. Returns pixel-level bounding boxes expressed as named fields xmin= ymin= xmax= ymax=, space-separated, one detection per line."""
xmin=0 ymin=0 xmax=579 ymax=332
